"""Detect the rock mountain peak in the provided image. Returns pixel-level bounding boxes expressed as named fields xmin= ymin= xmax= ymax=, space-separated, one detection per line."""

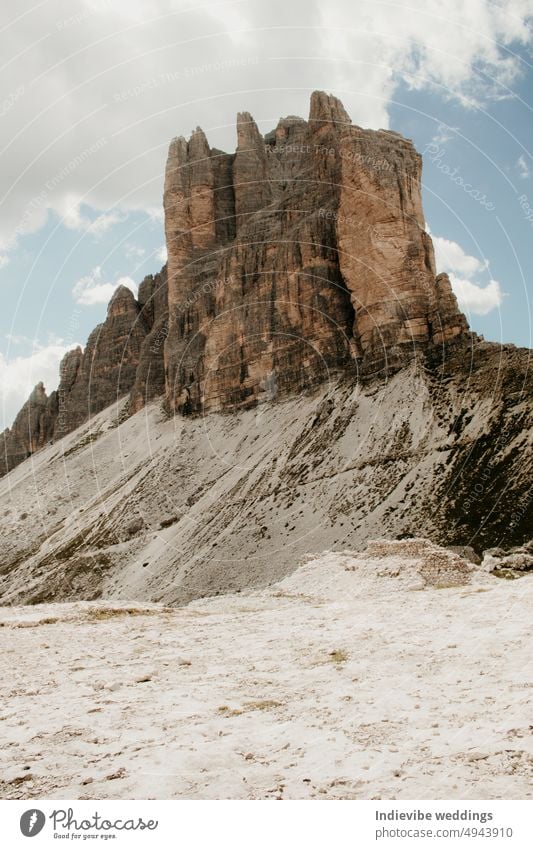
xmin=0 ymin=93 xmax=531 ymax=602
xmin=0 ymin=90 xmax=504 ymax=476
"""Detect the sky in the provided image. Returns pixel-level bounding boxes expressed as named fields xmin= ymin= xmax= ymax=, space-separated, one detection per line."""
xmin=1 ymin=0 xmax=532 ymax=428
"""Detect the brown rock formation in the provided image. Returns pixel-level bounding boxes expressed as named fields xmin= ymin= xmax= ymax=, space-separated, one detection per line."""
xmin=0 ymin=383 xmax=56 ymax=476
xmin=1 ymin=281 xmax=161 ymax=477
xmin=130 ymin=266 xmax=169 ymax=413
xmin=163 ymin=91 xmax=469 ymax=415
xmin=54 ymin=285 xmax=148 ymax=435
xmin=1 ymin=91 xmax=472 ymax=478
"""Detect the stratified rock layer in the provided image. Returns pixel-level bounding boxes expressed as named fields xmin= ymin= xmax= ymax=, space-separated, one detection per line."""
xmin=163 ymin=91 xmax=469 ymax=414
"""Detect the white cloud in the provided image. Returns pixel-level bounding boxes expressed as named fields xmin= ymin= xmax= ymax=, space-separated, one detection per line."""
xmin=125 ymin=243 xmax=146 ymax=259
xmin=0 ymin=0 xmax=531 ymax=263
xmin=156 ymin=244 xmax=168 ymax=263
xmin=0 ymin=339 xmax=82 ymax=430
xmin=517 ymin=154 xmax=531 ymax=179
xmin=55 ymin=196 xmax=126 ymax=236
xmin=449 ymin=276 xmax=503 ymax=316
xmin=86 ymin=211 xmax=127 ymax=237
xmin=432 ymin=234 xmax=487 ymax=277
xmin=72 ymin=267 xmax=137 ymax=306
xmin=430 ymin=123 xmax=459 ymax=146
xmin=432 ymin=233 xmax=504 ymax=315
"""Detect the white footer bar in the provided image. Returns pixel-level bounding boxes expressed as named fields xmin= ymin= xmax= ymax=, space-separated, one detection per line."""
xmin=1 ymin=799 xmax=531 ymax=848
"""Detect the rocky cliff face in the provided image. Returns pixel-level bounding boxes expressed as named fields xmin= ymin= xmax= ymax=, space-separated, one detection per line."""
xmin=0 ymin=92 xmax=529 ymax=589
xmin=54 ymin=285 xmax=148 ymax=436
xmin=0 ymin=270 xmax=168 ymax=475
xmin=130 ymin=267 xmax=169 ymax=414
xmin=2 ymin=92 xmax=469 ymax=474
xmin=0 ymin=383 xmax=57 ymax=476
xmin=163 ymin=91 xmax=468 ymax=414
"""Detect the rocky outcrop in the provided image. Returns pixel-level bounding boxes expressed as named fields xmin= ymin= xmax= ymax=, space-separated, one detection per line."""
xmin=483 ymin=542 xmax=533 ymax=578
xmin=1 ymin=279 xmax=166 ymax=475
xmin=163 ymin=90 xmax=469 ymax=414
xmin=0 ymin=383 xmax=57 ymax=476
xmin=130 ymin=267 xmax=169 ymax=413
xmin=0 ymin=92 xmax=516 ymax=491
xmin=53 ymin=285 xmax=148 ymax=435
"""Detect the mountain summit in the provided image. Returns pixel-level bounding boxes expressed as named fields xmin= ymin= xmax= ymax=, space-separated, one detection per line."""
xmin=0 ymin=93 xmax=531 ymax=605
xmin=163 ymin=90 xmax=468 ymax=414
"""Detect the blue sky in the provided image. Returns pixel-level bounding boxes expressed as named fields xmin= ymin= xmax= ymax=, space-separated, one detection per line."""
xmin=1 ymin=0 xmax=532 ymax=428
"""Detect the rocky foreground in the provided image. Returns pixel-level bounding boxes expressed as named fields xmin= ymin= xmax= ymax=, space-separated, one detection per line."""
xmin=1 ymin=540 xmax=531 ymax=801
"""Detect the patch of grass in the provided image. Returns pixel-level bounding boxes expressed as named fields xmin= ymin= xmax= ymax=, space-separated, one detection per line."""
xmin=492 ymin=569 xmax=522 ymax=580
xmin=109 ymin=403 xmax=131 ymax=429
xmin=217 ymin=699 xmax=283 ymax=717
xmin=217 ymin=705 xmax=243 ymax=717
xmin=244 ymin=699 xmax=282 ymax=711
xmin=86 ymin=607 xmax=157 ymax=621
xmin=63 ymin=430 xmax=103 ymax=457
xmin=271 ymin=590 xmax=318 ymax=603
xmin=328 ymin=649 xmax=349 ymax=664
xmin=434 ymin=581 xmax=462 ymax=589
xmin=3 ymin=617 xmax=60 ymax=629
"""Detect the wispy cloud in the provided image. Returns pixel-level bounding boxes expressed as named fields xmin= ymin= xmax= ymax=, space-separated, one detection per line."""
xmin=431 ymin=123 xmax=459 ymax=146
xmin=125 ymin=243 xmax=146 ymax=260
xmin=517 ymin=154 xmax=531 ymax=180
xmin=1 ymin=0 xmax=531 ymax=261
xmin=432 ymin=234 xmax=503 ymax=316
xmin=72 ymin=267 xmax=136 ymax=306
xmin=1 ymin=338 xmax=82 ymax=429
xmin=448 ymin=277 xmax=503 ymax=316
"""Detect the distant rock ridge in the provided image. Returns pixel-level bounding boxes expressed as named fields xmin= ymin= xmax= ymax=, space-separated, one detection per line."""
xmin=0 ymin=267 xmax=168 ymax=476
xmin=0 ymin=90 xmax=511 ymax=479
